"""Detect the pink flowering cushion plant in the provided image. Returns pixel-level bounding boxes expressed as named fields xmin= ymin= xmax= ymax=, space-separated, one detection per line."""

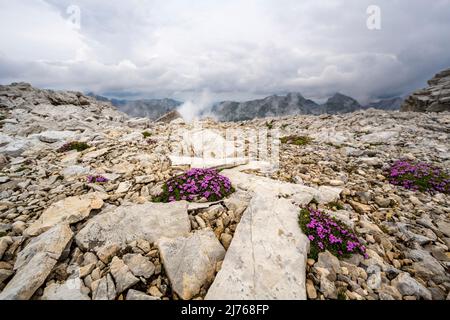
xmin=87 ymin=175 xmax=109 ymax=183
xmin=388 ymin=160 xmax=449 ymax=194
xmin=154 ymin=168 xmax=235 ymax=203
xmin=299 ymin=207 xmax=368 ymax=260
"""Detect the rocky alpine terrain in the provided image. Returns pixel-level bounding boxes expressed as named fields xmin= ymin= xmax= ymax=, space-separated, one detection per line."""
xmin=401 ymin=68 xmax=450 ymax=113
xmin=0 ymin=81 xmax=449 ymax=300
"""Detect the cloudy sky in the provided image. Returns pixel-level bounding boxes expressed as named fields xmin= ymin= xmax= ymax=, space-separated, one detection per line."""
xmin=1 ymin=0 xmax=449 ymax=103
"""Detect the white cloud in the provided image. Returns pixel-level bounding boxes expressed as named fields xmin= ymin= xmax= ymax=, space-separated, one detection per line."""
xmin=0 ymin=0 xmax=449 ymax=103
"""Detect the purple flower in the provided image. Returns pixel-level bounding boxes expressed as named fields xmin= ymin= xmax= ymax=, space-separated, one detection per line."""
xmin=87 ymin=175 xmax=109 ymax=184
xmin=388 ymin=160 xmax=449 ymax=194
xmin=299 ymin=207 xmax=367 ymax=259
xmin=159 ymin=168 xmax=234 ymax=203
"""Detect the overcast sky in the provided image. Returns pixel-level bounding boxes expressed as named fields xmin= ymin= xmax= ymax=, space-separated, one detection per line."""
xmin=1 ymin=0 xmax=449 ymax=103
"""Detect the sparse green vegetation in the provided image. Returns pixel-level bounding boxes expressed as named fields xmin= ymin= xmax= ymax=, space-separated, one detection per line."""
xmin=265 ymin=121 xmax=274 ymax=130
xmin=280 ymin=135 xmax=313 ymax=146
xmin=337 ymin=288 xmax=347 ymax=300
xmin=329 ymin=201 xmax=344 ymax=210
xmin=142 ymin=131 xmax=152 ymax=138
xmin=57 ymin=141 xmax=91 ymax=153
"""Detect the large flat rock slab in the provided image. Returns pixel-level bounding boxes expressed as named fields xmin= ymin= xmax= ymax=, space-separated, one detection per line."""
xmin=25 ymin=192 xmax=106 ymax=236
xmin=75 ymin=202 xmax=190 ymax=253
xmin=221 ymin=167 xmax=341 ymax=205
xmin=0 ymin=224 xmax=73 ymax=300
xmin=157 ymin=229 xmax=225 ymax=300
xmin=205 ymin=193 xmax=309 ymax=300
xmin=42 ymin=277 xmax=90 ymax=300
xmin=15 ymin=224 xmax=74 ymax=270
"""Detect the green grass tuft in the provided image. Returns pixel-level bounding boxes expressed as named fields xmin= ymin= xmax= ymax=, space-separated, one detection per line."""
xmin=280 ymin=135 xmax=313 ymax=146
xmin=329 ymin=201 xmax=344 ymax=210
xmin=142 ymin=131 xmax=152 ymax=138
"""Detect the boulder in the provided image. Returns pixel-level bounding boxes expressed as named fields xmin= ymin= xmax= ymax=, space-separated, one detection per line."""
xmin=36 ymin=130 xmax=77 ymax=143
xmin=315 ymin=186 xmax=342 ymax=204
xmin=0 ymin=224 xmax=73 ymax=300
xmin=109 ymin=257 xmax=139 ymax=294
xmin=155 ymin=110 xmax=183 ymax=123
xmin=359 ymin=131 xmax=399 ymax=144
xmin=206 ymin=193 xmax=309 ymax=300
xmin=157 ymin=229 xmax=226 ymax=300
xmin=82 ymin=148 xmax=109 ymax=161
xmin=120 ymin=132 xmax=143 ymax=142
xmin=0 ymin=139 xmax=31 ymax=157
xmin=391 ymin=273 xmax=432 ymax=300
xmin=126 ymin=289 xmax=160 ymax=300
xmin=42 ymin=277 xmax=90 ymax=300
xmin=91 ymin=274 xmax=116 ymax=300
xmin=122 ymin=254 xmax=155 ymax=278
xmin=0 ymin=237 xmax=13 ymax=260
xmin=25 ymin=192 xmax=106 ymax=236
xmin=75 ymin=202 xmax=190 ymax=253
xmin=0 ymin=133 xmax=13 ymax=147
xmin=61 ymin=165 xmax=91 ymax=177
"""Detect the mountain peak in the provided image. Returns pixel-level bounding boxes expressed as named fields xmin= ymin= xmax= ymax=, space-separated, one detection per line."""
xmin=323 ymin=93 xmax=361 ymax=114
xmin=327 ymin=92 xmax=358 ymax=103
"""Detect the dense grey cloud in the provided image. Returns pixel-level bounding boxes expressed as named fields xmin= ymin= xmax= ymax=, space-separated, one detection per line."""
xmin=0 ymin=0 xmax=449 ymax=103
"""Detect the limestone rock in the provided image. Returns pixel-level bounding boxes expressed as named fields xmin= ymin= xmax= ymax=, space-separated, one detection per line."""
xmin=155 ymin=110 xmax=183 ymax=123
xmin=116 ymin=181 xmax=132 ymax=194
xmin=157 ymin=229 xmax=226 ymax=300
xmin=61 ymin=165 xmax=91 ymax=177
xmin=0 ymin=224 xmax=73 ymax=300
xmin=92 ymin=274 xmax=116 ymax=300
xmin=75 ymin=202 xmax=190 ymax=253
xmin=25 ymin=192 xmax=106 ymax=236
xmin=206 ymin=193 xmax=309 ymax=300
xmin=316 ymin=251 xmax=341 ymax=276
xmin=82 ymin=148 xmax=109 ymax=161
xmin=391 ymin=273 xmax=432 ymax=300
xmin=0 ymin=253 xmax=58 ymax=300
xmin=0 ymin=237 xmax=13 ymax=260
xmin=36 ymin=130 xmax=76 ymax=143
xmin=42 ymin=277 xmax=90 ymax=300
xmin=315 ymin=186 xmax=342 ymax=204
xmin=360 ymin=131 xmax=399 ymax=144
xmin=15 ymin=224 xmax=73 ymax=271
xmin=109 ymin=257 xmax=139 ymax=294
xmin=123 ymin=254 xmax=155 ymax=278
xmin=0 ymin=269 xmax=14 ymax=284
xmin=126 ymin=289 xmax=160 ymax=300
xmin=401 ymin=68 xmax=450 ymax=112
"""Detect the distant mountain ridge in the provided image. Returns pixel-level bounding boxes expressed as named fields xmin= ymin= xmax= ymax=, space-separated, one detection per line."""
xmin=211 ymin=93 xmax=404 ymax=122
xmin=87 ymin=93 xmax=182 ymax=120
xmin=87 ymin=92 xmax=403 ymax=122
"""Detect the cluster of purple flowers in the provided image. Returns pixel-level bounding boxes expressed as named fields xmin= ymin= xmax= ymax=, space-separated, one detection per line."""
xmin=87 ymin=175 xmax=109 ymax=183
xmin=155 ymin=168 xmax=234 ymax=203
xmin=299 ymin=207 xmax=368 ymax=259
xmin=388 ymin=160 xmax=449 ymax=194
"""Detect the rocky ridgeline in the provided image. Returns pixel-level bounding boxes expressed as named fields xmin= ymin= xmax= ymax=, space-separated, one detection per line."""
xmin=0 ymin=82 xmax=449 ymax=300
xmin=401 ymin=68 xmax=450 ymax=112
